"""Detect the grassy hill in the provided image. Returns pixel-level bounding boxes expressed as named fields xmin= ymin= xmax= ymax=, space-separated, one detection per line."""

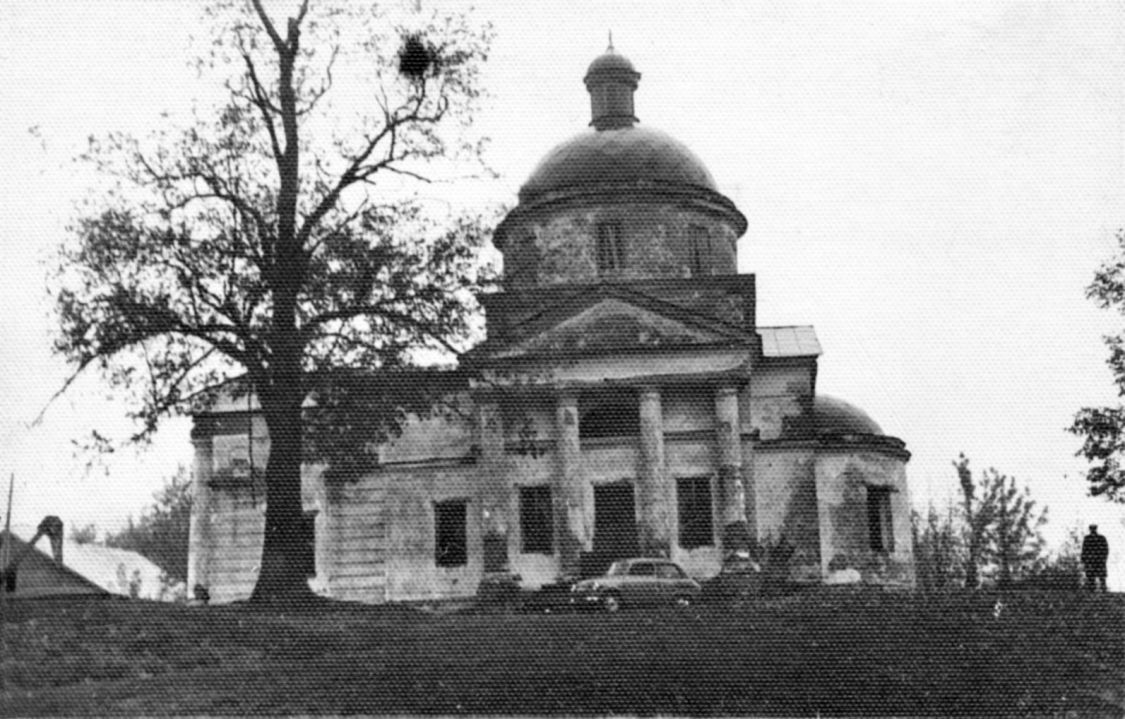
xmin=0 ymin=588 xmax=1121 ymax=716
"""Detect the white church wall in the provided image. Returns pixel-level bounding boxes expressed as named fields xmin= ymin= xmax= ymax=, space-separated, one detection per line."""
xmin=205 ymin=488 xmax=264 ymax=604
xmin=753 ymin=447 xmax=822 ymax=580
xmin=747 ymin=365 xmax=814 ymax=440
xmin=381 ymin=465 xmax=482 ymax=602
xmin=814 ymin=449 xmax=914 ymax=587
xmin=323 ymin=471 xmax=387 ymax=603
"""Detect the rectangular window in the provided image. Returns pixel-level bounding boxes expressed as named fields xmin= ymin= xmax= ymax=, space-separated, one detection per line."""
xmin=435 ymin=500 xmax=468 ymax=567
xmin=519 ymin=486 xmax=554 ymax=554
xmin=677 ymin=477 xmax=714 ymax=549
xmin=596 ymin=221 xmax=624 ymax=273
xmin=688 ymin=225 xmax=707 ymax=275
xmin=867 ymin=486 xmax=895 ymax=552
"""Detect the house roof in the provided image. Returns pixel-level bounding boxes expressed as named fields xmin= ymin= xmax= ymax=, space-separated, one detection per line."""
xmin=1 ymin=528 xmax=181 ymax=600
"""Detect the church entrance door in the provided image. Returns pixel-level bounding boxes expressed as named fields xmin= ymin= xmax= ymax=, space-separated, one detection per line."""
xmin=584 ymin=481 xmax=639 ymax=577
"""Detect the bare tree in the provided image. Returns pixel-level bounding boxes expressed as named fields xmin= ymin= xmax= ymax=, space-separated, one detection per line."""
xmin=50 ymin=1 xmax=495 ymax=604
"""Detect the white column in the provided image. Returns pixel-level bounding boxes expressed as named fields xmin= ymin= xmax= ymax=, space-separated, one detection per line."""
xmin=715 ymin=386 xmax=745 ymax=522
xmin=475 ymin=399 xmax=509 ymax=575
xmin=637 ymin=387 xmax=672 ymax=557
xmin=186 ymin=432 xmax=213 ymax=601
xmin=554 ymin=392 xmax=587 ymax=575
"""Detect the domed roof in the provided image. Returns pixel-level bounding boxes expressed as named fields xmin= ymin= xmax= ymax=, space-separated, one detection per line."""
xmin=519 ymin=126 xmax=719 ymax=204
xmin=585 ymin=50 xmax=637 ymax=78
xmin=814 ymin=396 xmax=884 ymax=436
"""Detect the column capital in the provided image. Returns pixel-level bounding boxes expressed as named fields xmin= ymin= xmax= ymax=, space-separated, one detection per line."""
xmin=715 ymin=385 xmax=740 ymax=399
xmin=637 ymin=385 xmax=662 ymax=400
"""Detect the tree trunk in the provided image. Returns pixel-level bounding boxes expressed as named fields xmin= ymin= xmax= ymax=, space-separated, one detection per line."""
xmin=248 ymin=21 xmax=314 ymax=606
xmin=250 ymin=393 xmax=319 ymax=605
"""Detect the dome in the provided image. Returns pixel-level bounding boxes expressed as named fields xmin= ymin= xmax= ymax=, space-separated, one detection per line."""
xmin=585 ymin=50 xmax=637 ymax=79
xmin=519 ymin=126 xmax=719 ymax=204
xmin=814 ymin=396 xmax=884 ymax=436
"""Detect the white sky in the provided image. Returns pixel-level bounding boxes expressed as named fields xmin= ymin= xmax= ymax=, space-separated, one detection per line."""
xmin=0 ymin=0 xmax=1122 ymax=587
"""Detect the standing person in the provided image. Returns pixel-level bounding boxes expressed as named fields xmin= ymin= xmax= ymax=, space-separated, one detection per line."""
xmin=1081 ymin=525 xmax=1110 ymax=592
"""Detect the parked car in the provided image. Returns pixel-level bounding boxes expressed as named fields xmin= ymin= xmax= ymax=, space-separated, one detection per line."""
xmin=570 ymin=558 xmax=702 ymax=612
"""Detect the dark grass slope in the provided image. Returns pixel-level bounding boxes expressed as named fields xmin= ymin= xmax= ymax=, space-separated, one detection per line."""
xmin=0 ymin=588 xmax=1121 ymax=716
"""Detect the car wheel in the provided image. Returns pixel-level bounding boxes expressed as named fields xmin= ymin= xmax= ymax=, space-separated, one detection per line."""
xmin=674 ymin=594 xmax=693 ymax=608
xmin=603 ymin=592 xmax=622 ymax=613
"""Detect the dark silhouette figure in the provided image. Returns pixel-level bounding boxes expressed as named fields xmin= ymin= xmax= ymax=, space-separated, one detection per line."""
xmin=1081 ymin=524 xmax=1110 ymax=592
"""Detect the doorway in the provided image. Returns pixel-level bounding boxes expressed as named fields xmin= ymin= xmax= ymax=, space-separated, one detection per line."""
xmin=584 ymin=481 xmax=639 ymax=576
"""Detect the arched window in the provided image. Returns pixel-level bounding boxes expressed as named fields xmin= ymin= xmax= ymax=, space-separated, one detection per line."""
xmin=596 ymin=221 xmax=624 ymax=274
xmin=688 ymin=224 xmax=708 ymax=276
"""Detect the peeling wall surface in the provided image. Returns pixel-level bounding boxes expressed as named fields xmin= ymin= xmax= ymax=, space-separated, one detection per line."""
xmin=502 ymin=202 xmax=739 ymax=288
xmin=815 ymin=449 xmax=915 ymax=587
xmin=189 ymin=372 xmax=916 ymax=602
xmin=753 ymin=448 xmax=822 ymax=578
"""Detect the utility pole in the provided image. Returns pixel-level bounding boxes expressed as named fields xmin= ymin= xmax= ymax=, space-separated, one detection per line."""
xmin=0 ymin=472 xmax=13 ymax=691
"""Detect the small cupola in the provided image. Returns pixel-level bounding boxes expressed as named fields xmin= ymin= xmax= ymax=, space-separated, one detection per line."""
xmin=583 ymin=37 xmax=640 ymax=131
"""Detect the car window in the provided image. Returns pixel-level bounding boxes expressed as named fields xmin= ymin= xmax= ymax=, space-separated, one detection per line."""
xmin=607 ymin=561 xmax=628 ymax=576
xmin=655 ymin=563 xmax=685 ymax=579
xmin=628 ymin=562 xmax=655 ymax=577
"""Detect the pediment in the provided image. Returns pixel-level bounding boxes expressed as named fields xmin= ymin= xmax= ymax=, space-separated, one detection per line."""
xmin=489 ymin=295 xmax=751 ymax=358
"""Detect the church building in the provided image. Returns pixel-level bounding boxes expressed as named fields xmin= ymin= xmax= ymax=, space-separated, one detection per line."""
xmin=187 ymin=47 xmax=915 ymax=604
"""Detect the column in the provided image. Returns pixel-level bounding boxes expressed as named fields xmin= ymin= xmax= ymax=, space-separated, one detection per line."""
xmin=186 ymin=430 xmax=213 ymax=602
xmin=637 ymin=387 xmax=672 ymax=557
xmin=474 ymin=399 xmax=509 ymax=575
xmin=716 ymin=385 xmax=751 ymax=556
xmin=554 ymin=392 xmax=587 ymax=576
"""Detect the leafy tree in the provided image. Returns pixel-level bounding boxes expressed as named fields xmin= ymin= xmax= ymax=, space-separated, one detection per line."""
xmin=1022 ymin=525 xmax=1084 ymax=590
xmin=984 ymin=468 xmax=1048 ymax=587
xmin=105 ymin=466 xmax=193 ymax=583
xmin=911 ymin=503 xmax=962 ymax=592
xmin=1070 ymin=228 xmax=1125 ymax=502
xmin=954 ymin=454 xmax=1048 ymax=588
xmin=50 ymin=1 xmax=494 ymax=604
xmin=954 ymin=454 xmax=995 ymax=589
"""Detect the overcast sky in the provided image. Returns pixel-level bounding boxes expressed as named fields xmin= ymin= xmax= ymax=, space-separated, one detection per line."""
xmin=1 ymin=0 xmax=1122 ymax=587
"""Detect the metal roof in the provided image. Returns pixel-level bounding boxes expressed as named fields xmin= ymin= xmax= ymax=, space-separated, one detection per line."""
xmin=757 ymin=326 xmax=821 ymax=358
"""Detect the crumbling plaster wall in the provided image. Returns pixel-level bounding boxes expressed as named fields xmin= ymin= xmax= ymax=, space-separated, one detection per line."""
xmin=502 ymin=202 xmax=738 ymax=287
xmin=752 ymin=448 xmax=821 ymax=580
xmin=747 ymin=365 xmax=814 ymax=440
xmin=815 ymin=450 xmax=914 ymax=586
xmin=381 ymin=465 xmax=481 ymax=602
